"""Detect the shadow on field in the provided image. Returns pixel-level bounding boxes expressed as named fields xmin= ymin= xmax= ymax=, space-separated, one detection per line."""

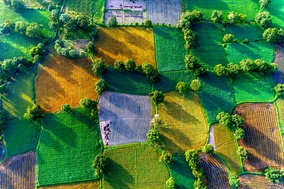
xmin=267 ymin=4 xmax=284 ymax=28
xmin=104 ymin=158 xmax=134 ymax=189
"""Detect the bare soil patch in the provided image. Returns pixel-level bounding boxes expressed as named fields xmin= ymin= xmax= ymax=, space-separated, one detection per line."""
xmin=234 ymin=103 xmax=284 ymax=172
xmin=239 ymin=174 xmax=284 ymax=189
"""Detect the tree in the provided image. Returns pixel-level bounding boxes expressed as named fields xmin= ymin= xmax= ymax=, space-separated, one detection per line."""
xmin=149 ymin=90 xmax=164 ymax=106
xmin=61 ymin=104 xmax=71 ymax=112
xmin=76 ymin=15 xmax=90 ymax=29
xmin=216 ymin=112 xmax=232 ymax=127
xmin=79 ymin=97 xmax=97 ymax=111
xmin=166 ymin=177 xmax=176 ymax=189
xmin=240 ymin=59 xmax=256 ymax=72
xmin=211 ymin=10 xmax=223 ymax=23
xmin=184 ymin=54 xmax=197 ymax=70
xmin=92 ymin=58 xmax=107 ymax=77
xmin=228 ymin=12 xmax=238 ymax=24
xmin=223 ymin=34 xmax=235 ymax=43
xmin=201 ymin=144 xmax=214 ymax=153
xmin=147 ymin=125 xmax=159 ymax=145
xmin=25 ymin=22 xmax=42 ymax=38
xmin=255 ymin=11 xmax=272 ymax=28
xmin=231 ymin=114 xmax=244 ymax=129
xmin=227 ymin=62 xmax=240 ymax=75
xmin=183 ymin=29 xmax=197 ymax=50
xmin=106 ymin=16 xmax=118 ymax=28
xmin=264 ymin=167 xmax=283 ymax=184
xmin=144 ymin=19 xmax=152 ymax=27
xmin=86 ymin=43 xmax=95 ymax=57
xmin=190 ymin=79 xmax=201 ymax=92
xmin=237 ymin=146 xmax=248 ymax=160
xmin=234 ymin=128 xmax=245 ymax=140
xmin=263 ymin=28 xmax=284 ymax=43
xmin=259 ymin=0 xmax=271 ymax=9
xmin=125 ymin=59 xmax=136 ymax=72
xmin=228 ymin=172 xmax=240 ymax=187
xmin=114 ymin=60 xmax=125 ymax=71
xmin=159 ymin=151 xmax=172 ymax=164
xmin=23 ymin=104 xmax=44 ymax=121
xmin=214 ymin=64 xmax=228 ymax=76
xmin=176 ymin=81 xmax=187 ymax=94
xmin=93 ymin=153 xmax=107 ymax=179
xmin=141 ymin=63 xmax=159 ymax=82
xmin=95 ymin=79 xmax=108 ymax=95
xmin=14 ymin=21 xmax=27 ymax=35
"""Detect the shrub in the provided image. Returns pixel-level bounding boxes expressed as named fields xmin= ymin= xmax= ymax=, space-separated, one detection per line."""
xmin=61 ymin=104 xmax=71 ymax=112
xmin=237 ymin=146 xmax=248 ymax=160
xmin=125 ymin=59 xmax=136 ymax=72
xmin=166 ymin=177 xmax=176 ymax=188
xmin=214 ymin=64 xmax=228 ymax=76
xmin=211 ymin=10 xmax=223 ymax=23
xmin=228 ymin=172 xmax=240 ymax=187
xmin=106 ymin=16 xmax=118 ymax=28
xmin=79 ymin=97 xmax=97 ymax=111
xmin=159 ymin=151 xmax=172 ymax=164
xmin=255 ymin=11 xmax=272 ymax=28
xmin=23 ymin=104 xmax=44 ymax=121
xmin=228 ymin=12 xmax=238 ymax=24
xmin=144 ymin=19 xmax=152 ymax=27
xmin=92 ymin=58 xmax=107 ymax=77
xmin=234 ymin=128 xmax=245 ymax=140
xmin=176 ymin=81 xmax=187 ymax=94
xmin=201 ymin=144 xmax=214 ymax=154
xmin=190 ymin=79 xmax=201 ymax=92
xmin=147 ymin=125 xmax=159 ymax=145
xmin=114 ymin=60 xmax=125 ymax=71
xmin=264 ymin=167 xmax=283 ymax=184
xmin=184 ymin=54 xmax=197 ymax=70
xmin=223 ymin=34 xmax=235 ymax=43
xmin=149 ymin=90 xmax=164 ymax=106
xmin=93 ymin=153 xmax=107 ymax=179
xmin=95 ymin=79 xmax=108 ymax=95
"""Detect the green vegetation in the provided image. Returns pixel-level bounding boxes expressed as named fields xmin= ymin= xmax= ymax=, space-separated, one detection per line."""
xmin=4 ymin=118 xmax=40 ymax=157
xmin=37 ymin=108 xmax=101 ymax=186
xmin=265 ymin=0 xmax=284 ymax=28
xmin=93 ymin=153 xmax=107 ymax=179
xmin=93 ymin=0 xmax=106 ymax=24
xmin=225 ymin=24 xmax=263 ymax=42
xmin=149 ymin=90 xmax=165 ymax=106
xmin=233 ymin=73 xmax=275 ymax=103
xmin=264 ymin=167 xmax=284 ymax=184
xmin=154 ymin=26 xmax=187 ymax=72
xmin=23 ymin=103 xmax=44 ymax=121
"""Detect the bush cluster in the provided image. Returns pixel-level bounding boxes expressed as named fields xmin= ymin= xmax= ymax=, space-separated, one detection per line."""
xmin=146 ymin=118 xmax=161 ymax=146
xmin=54 ymin=39 xmax=86 ymax=58
xmin=264 ymin=167 xmax=284 ymax=184
xmin=93 ymin=153 xmax=107 ymax=179
xmin=184 ymin=54 xmax=207 ymax=76
xmin=263 ymin=28 xmax=284 ymax=43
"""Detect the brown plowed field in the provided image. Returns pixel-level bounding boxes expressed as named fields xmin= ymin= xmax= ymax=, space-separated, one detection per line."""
xmin=35 ymin=48 xmax=99 ymax=113
xmin=199 ymin=153 xmax=232 ymax=189
xmin=239 ymin=174 xmax=284 ymax=189
xmin=234 ymin=103 xmax=284 ymax=172
xmin=39 ymin=181 xmax=99 ymax=189
xmin=94 ymin=27 xmax=156 ymax=67
xmin=0 ymin=151 xmax=36 ymax=189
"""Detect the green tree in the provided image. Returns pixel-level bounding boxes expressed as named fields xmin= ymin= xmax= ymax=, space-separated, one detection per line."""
xmin=106 ymin=16 xmax=118 ymax=28
xmin=92 ymin=58 xmax=107 ymax=77
xmin=14 ymin=21 xmax=27 ymax=35
xmin=114 ymin=60 xmax=125 ymax=71
xmin=147 ymin=125 xmax=159 ymax=145
xmin=228 ymin=172 xmax=240 ymax=187
xmin=149 ymin=90 xmax=164 ymax=106
xmin=264 ymin=167 xmax=283 ymax=184
xmin=216 ymin=112 xmax=232 ymax=127
xmin=237 ymin=146 xmax=248 ymax=160
xmin=234 ymin=128 xmax=245 ymax=140
xmin=93 ymin=153 xmax=107 ymax=179
xmin=228 ymin=12 xmax=238 ymax=24
xmin=76 ymin=15 xmax=90 ymax=29
xmin=211 ymin=10 xmax=223 ymax=23
xmin=159 ymin=151 xmax=172 ymax=164
xmin=214 ymin=64 xmax=228 ymax=76
xmin=231 ymin=114 xmax=244 ymax=129
xmin=255 ymin=11 xmax=272 ymax=28
xmin=25 ymin=22 xmax=42 ymax=38
xmin=166 ymin=177 xmax=176 ymax=189
xmin=95 ymin=79 xmax=108 ymax=95
xmin=141 ymin=63 xmax=159 ymax=82
xmin=240 ymin=59 xmax=256 ymax=72
xmin=201 ymin=144 xmax=214 ymax=154
xmin=125 ymin=59 xmax=136 ymax=72
xmin=263 ymin=28 xmax=284 ymax=43
xmin=79 ymin=97 xmax=97 ymax=111
xmin=185 ymin=54 xmax=197 ymax=70
xmin=223 ymin=34 xmax=235 ymax=43
xmin=226 ymin=62 xmax=240 ymax=75
xmin=23 ymin=104 xmax=44 ymax=121
xmin=176 ymin=81 xmax=187 ymax=94
xmin=61 ymin=104 xmax=71 ymax=112
xmin=190 ymin=79 xmax=201 ymax=92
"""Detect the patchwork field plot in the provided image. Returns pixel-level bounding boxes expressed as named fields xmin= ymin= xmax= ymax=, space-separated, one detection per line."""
xmin=234 ymin=103 xmax=284 ymax=172
xmin=183 ymin=0 xmax=259 ymax=21
xmin=168 ymin=155 xmax=194 ymax=189
xmin=157 ymin=91 xmax=208 ymax=153
xmin=154 ymin=26 xmax=187 ymax=72
xmin=153 ymin=70 xmax=194 ymax=92
xmin=232 ymin=73 xmax=275 ymax=103
xmin=146 ymin=0 xmax=182 ymax=25
xmin=238 ymin=174 xmax=284 ymax=189
xmin=0 ymin=151 xmax=36 ymax=189
xmin=98 ymin=92 xmax=151 ymax=146
xmin=3 ymin=68 xmax=36 ymax=120
xmin=37 ymin=108 xmax=101 ymax=186
xmin=265 ymin=0 xmax=284 ymax=28
xmin=272 ymin=43 xmax=284 ymax=84
xmin=4 ymin=119 xmax=40 ymax=157
xmin=199 ymin=73 xmax=236 ymax=124
xmin=39 ymin=181 xmax=99 ymax=189
xmin=35 ymin=48 xmax=98 ymax=113
xmin=94 ymin=27 xmax=156 ymax=66
xmin=224 ymin=24 xmax=263 ymax=42
xmin=101 ymin=67 xmax=151 ymax=95
xmin=226 ymin=41 xmax=274 ymax=64
xmin=103 ymin=143 xmax=169 ymax=188
xmin=213 ymin=123 xmax=242 ymax=174
xmin=191 ymin=23 xmax=228 ymax=69
xmin=199 ymin=153 xmax=231 ymax=189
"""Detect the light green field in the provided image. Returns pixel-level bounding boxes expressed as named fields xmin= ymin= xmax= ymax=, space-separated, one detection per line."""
xmin=2 ymin=68 xmax=36 ymax=120
xmin=213 ymin=123 xmax=242 ymax=174
xmin=4 ymin=118 xmax=40 ymax=157
xmin=37 ymin=108 xmax=102 ymax=186
xmin=224 ymin=23 xmax=263 ymax=42
xmin=199 ymin=73 xmax=236 ymax=124
xmin=226 ymin=41 xmax=274 ymax=64
xmin=103 ymin=143 xmax=169 ymax=189
xmin=183 ymin=0 xmax=260 ymax=21
xmin=232 ymin=73 xmax=275 ymax=103
xmin=154 ymin=26 xmax=187 ymax=72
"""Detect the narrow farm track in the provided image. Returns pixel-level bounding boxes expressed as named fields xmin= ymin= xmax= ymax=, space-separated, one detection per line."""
xmin=0 ymin=151 xmax=35 ymax=189
xmin=234 ymin=103 xmax=284 ymax=172
xmin=199 ymin=153 xmax=232 ymax=189
xmin=238 ymin=174 xmax=284 ymax=188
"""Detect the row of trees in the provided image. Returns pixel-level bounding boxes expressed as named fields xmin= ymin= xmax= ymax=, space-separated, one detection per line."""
xmin=54 ymin=39 xmax=86 ymax=58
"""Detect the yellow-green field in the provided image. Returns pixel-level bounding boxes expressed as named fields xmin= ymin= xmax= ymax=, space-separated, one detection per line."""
xmin=157 ymin=91 xmax=208 ymax=153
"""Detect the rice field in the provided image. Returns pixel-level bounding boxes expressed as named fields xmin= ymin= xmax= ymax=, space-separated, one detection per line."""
xmin=234 ymin=103 xmax=284 ymax=172
xmin=94 ymin=27 xmax=156 ymax=66
xmin=157 ymin=91 xmax=208 ymax=153
xmin=35 ymin=48 xmax=98 ymax=113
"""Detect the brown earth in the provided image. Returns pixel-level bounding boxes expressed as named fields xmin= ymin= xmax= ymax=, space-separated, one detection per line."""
xmin=234 ymin=103 xmax=284 ymax=172
xmin=238 ymin=174 xmax=284 ymax=189
xmin=35 ymin=48 xmax=99 ymax=113
xmin=0 ymin=151 xmax=36 ymax=189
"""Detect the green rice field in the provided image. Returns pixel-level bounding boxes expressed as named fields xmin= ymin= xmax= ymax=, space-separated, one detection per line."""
xmin=154 ymin=26 xmax=187 ymax=72
xmin=36 ymin=108 xmax=102 ymax=186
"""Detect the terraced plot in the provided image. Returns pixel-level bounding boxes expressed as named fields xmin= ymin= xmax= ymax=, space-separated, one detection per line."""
xmin=199 ymin=153 xmax=231 ymax=189
xmin=94 ymin=27 xmax=156 ymax=66
xmin=239 ymin=174 xmax=284 ymax=189
xmin=35 ymin=48 xmax=98 ymax=113
xmin=103 ymin=143 xmax=169 ymax=188
xmin=0 ymin=151 xmax=36 ymax=189
xmin=157 ymin=91 xmax=208 ymax=153
xmin=98 ymin=92 xmax=151 ymax=146
xmin=234 ymin=103 xmax=284 ymax=172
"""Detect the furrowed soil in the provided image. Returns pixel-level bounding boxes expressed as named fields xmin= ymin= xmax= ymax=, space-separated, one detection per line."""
xmin=199 ymin=153 xmax=232 ymax=189
xmin=0 ymin=151 xmax=36 ymax=189
xmin=234 ymin=103 xmax=284 ymax=172
xmin=239 ymin=174 xmax=284 ymax=189
xmin=35 ymin=48 xmax=98 ymax=113
xmin=94 ymin=27 xmax=156 ymax=66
